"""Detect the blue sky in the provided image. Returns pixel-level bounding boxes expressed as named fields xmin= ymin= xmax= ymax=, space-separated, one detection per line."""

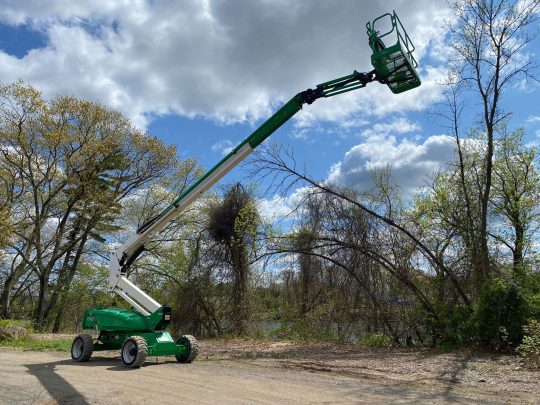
xmin=1 ymin=0 xmax=539 ymax=220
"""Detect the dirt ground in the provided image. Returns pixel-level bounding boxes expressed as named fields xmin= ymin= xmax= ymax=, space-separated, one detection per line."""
xmin=0 ymin=339 xmax=538 ymax=404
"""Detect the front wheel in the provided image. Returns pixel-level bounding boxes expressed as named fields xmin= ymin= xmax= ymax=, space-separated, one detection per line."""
xmin=71 ymin=334 xmax=93 ymax=362
xmin=121 ymin=336 xmax=147 ymax=368
xmin=175 ymin=335 xmax=198 ymax=363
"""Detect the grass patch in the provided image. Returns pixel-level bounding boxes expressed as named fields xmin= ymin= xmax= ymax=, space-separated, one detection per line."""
xmin=0 ymin=335 xmax=72 ymax=352
xmin=357 ymin=332 xmax=393 ymax=348
xmin=0 ymin=319 xmax=34 ymax=331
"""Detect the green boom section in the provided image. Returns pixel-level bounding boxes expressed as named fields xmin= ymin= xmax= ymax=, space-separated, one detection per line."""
xmin=144 ymin=94 xmax=304 ymax=227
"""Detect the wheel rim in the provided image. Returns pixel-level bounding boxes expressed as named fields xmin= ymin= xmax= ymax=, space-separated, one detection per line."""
xmin=72 ymin=338 xmax=83 ymax=358
xmin=122 ymin=340 xmax=137 ymax=364
xmin=175 ymin=337 xmax=192 ymax=361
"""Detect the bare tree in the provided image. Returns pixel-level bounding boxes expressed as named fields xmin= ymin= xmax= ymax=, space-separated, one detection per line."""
xmin=252 ymin=144 xmax=470 ymax=308
xmin=447 ymin=0 xmax=540 ymax=284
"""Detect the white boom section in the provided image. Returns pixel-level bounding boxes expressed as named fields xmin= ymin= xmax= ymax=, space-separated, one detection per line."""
xmin=108 ymin=143 xmax=254 ymax=315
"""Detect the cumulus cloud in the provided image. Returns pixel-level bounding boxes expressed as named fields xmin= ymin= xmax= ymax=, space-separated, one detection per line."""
xmin=257 ymin=187 xmax=311 ymax=223
xmin=0 ymin=0 xmax=451 ymax=129
xmin=258 ymin=129 xmax=456 ymax=223
xmin=211 ymin=139 xmax=234 ymax=156
xmin=360 ymin=117 xmax=421 ymax=138
xmin=328 ymin=133 xmax=455 ymax=194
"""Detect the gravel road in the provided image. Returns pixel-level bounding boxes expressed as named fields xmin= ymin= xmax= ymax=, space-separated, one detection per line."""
xmin=1 ymin=348 xmax=536 ymax=404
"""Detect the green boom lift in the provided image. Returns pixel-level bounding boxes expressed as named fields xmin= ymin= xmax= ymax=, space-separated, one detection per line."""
xmin=70 ymin=10 xmax=421 ymax=368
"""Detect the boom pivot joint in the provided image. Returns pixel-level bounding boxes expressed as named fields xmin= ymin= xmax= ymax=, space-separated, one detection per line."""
xmin=299 ymin=69 xmax=377 ymax=106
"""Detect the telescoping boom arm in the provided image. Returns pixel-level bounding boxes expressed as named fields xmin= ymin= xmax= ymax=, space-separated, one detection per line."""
xmin=108 ymin=10 xmax=422 ymax=316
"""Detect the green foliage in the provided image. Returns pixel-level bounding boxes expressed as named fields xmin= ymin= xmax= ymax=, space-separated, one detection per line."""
xmin=282 ymin=320 xmax=337 ymax=342
xmin=0 ymin=335 xmax=72 ymax=352
xmin=517 ymin=319 xmax=540 ymax=369
xmin=270 ymin=300 xmax=340 ymax=342
xmin=429 ymin=303 xmax=473 ymax=345
xmin=48 ymin=265 xmax=114 ymax=331
xmin=357 ymin=332 xmax=393 ymax=348
xmin=0 ymin=320 xmax=70 ymax=352
xmin=0 ymin=319 xmax=34 ymax=331
xmin=205 ymin=183 xmax=261 ymax=335
xmin=0 ymin=207 xmax=13 ymax=250
xmin=0 ymin=80 xmax=187 ymax=328
xmin=473 ymin=278 xmax=531 ymax=346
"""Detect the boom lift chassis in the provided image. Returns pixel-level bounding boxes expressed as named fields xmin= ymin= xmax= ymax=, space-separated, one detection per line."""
xmin=70 ymin=11 xmax=421 ymax=367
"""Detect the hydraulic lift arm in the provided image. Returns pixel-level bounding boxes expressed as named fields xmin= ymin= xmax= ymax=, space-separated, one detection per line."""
xmin=107 ymin=10 xmax=422 ymax=316
xmin=107 ymin=71 xmax=380 ymax=315
xmin=72 ymin=10 xmax=421 ymax=369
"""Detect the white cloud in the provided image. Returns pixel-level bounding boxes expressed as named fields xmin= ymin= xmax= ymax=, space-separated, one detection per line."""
xmin=0 ymin=0 xmax=450 ymax=129
xmin=258 ymin=131 xmax=456 ymax=223
xmin=339 ymin=117 xmax=370 ymax=129
xmin=360 ymin=117 xmax=420 ymax=138
xmin=211 ymin=139 xmax=234 ymax=156
xmin=290 ymin=129 xmax=308 ymax=140
xmin=328 ymin=133 xmax=455 ymax=194
xmin=527 ymin=115 xmax=540 ymax=123
xmin=257 ymin=187 xmax=310 ymax=223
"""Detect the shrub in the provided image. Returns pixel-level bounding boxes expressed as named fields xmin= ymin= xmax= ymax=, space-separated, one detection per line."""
xmin=0 ymin=320 xmax=33 ymax=340
xmin=517 ymin=319 xmax=540 ymax=369
xmin=0 ymin=319 xmax=33 ymax=330
xmin=358 ymin=332 xmax=392 ymax=348
xmin=473 ymin=278 xmax=530 ymax=346
xmin=0 ymin=325 xmax=29 ymax=340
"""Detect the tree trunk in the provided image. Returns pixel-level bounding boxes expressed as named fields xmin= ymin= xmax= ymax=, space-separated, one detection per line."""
xmin=478 ymin=125 xmax=495 ymax=286
xmin=231 ymin=244 xmax=249 ymax=335
xmin=299 ymin=253 xmax=311 ymax=316
xmin=34 ymin=272 xmax=49 ymax=330
xmin=0 ymin=275 xmax=15 ymax=319
xmin=513 ymin=220 xmax=525 ymax=279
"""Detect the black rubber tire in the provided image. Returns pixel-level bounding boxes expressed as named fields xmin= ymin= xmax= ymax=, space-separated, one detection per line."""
xmin=175 ymin=335 xmax=198 ymax=363
xmin=71 ymin=334 xmax=93 ymax=362
xmin=121 ymin=336 xmax=147 ymax=368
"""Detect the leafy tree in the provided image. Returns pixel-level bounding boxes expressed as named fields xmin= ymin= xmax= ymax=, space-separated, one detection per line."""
xmin=0 ymin=81 xmax=178 ymax=328
xmin=491 ymin=128 xmax=540 ymax=279
xmin=446 ymin=0 xmax=539 ymax=285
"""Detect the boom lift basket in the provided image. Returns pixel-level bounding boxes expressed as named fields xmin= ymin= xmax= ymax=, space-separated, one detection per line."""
xmin=366 ymin=11 xmax=421 ymax=94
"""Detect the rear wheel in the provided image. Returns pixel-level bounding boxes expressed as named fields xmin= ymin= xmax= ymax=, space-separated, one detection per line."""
xmin=175 ymin=335 xmax=198 ymax=363
xmin=121 ymin=336 xmax=147 ymax=368
xmin=71 ymin=334 xmax=93 ymax=362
